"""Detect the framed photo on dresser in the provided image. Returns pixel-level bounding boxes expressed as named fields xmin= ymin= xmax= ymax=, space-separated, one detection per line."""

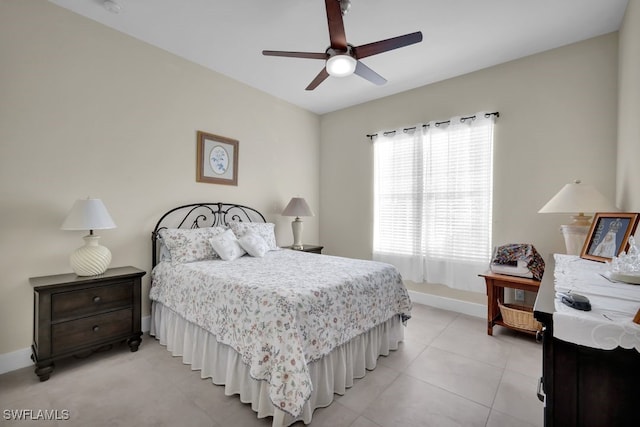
xmin=581 ymin=212 xmax=640 ymax=262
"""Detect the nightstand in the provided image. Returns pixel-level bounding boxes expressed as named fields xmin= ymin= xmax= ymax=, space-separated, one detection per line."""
xmin=29 ymin=266 xmax=145 ymax=381
xmin=283 ymin=245 xmax=324 ymax=254
xmin=479 ymin=271 xmax=540 ymax=336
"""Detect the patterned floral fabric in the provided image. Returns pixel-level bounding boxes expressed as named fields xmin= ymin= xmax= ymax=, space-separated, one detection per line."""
xmin=492 ymin=243 xmax=545 ymax=280
xmin=149 ymin=250 xmax=412 ymax=417
xmin=209 ymin=229 xmax=246 ymax=261
xmin=159 ymin=226 xmax=227 ymax=264
xmin=229 ymin=222 xmax=278 ymax=250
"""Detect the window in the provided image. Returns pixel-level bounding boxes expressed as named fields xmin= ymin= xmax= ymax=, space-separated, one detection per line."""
xmin=373 ymin=113 xmax=495 ymax=291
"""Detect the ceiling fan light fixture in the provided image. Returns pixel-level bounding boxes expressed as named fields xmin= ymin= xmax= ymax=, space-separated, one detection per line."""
xmin=103 ymin=0 xmax=122 ymax=14
xmin=340 ymin=0 xmax=352 ymax=15
xmin=326 ymin=54 xmax=356 ymax=77
xmin=262 ymin=0 xmax=423 ymax=90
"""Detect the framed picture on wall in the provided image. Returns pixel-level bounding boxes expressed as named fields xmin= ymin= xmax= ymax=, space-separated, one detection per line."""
xmin=580 ymin=212 xmax=640 ymax=262
xmin=196 ymin=131 xmax=239 ymax=186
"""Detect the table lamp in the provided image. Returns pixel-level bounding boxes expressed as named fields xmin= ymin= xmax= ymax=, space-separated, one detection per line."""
xmin=538 ymin=180 xmax=618 ymax=255
xmin=281 ymin=197 xmax=314 ymax=250
xmin=61 ymin=197 xmax=117 ymax=276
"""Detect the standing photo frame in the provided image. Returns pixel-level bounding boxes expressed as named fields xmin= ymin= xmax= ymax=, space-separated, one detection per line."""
xmin=196 ymin=131 xmax=239 ymax=186
xmin=580 ymin=212 xmax=640 ymax=262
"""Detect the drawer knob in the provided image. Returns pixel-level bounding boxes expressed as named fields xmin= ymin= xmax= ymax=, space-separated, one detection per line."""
xmin=92 ymin=325 xmax=100 ymax=333
xmin=93 ymin=296 xmax=101 ymax=303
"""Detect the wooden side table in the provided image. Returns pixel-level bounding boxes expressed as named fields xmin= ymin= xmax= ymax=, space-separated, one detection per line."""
xmin=283 ymin=245 xmax=323 ymax=254
xmin=479 ymin=271 xmax=540 ymax=336
xmin=30 ymin=266 xmax=145 ymax=381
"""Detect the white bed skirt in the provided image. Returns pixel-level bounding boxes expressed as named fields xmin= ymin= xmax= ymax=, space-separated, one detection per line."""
xmin=150 ymin=301 xmax=405 ymax=426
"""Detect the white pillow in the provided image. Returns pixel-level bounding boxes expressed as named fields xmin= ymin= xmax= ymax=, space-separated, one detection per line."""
xmin=229 ymin=222 xmax=277 ymax=251
xmin=158 ymin=227 xmax=226 ymax=264
xmin=209 ymin=229 xmax=246 ymax=261
xmin=238 ymin=233 xmax=270 ymax=258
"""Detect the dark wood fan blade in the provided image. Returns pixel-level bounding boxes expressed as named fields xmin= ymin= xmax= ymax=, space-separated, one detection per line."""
xmin=262 ymin=50 xmax=328 ymax=60
xmin=354 ymin=61 xmax=386 ymax=85
xmin=306 ymin=67 xmax=330 ymax=90
xmin=353 ymin=31 xmax=423 ymax=59
xmin=325 ymin=0 xmax=347 ymax=50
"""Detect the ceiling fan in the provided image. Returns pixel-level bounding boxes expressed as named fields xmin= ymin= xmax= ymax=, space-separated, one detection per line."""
xmin=262 ymin=0 xmax=423 ymax=90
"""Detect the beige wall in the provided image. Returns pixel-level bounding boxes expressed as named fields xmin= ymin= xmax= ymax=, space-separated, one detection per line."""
xmin=319 ymin=34 xmax=619 ymax=287
xmin=618 ymin=0 xmax=640 ymax=211
xmin=0 ymin=0 xmax=320 ymax=355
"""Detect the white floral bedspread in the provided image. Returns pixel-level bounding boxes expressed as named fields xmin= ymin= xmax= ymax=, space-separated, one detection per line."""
xmin=149 ymin=249 xmax=412 ymax=417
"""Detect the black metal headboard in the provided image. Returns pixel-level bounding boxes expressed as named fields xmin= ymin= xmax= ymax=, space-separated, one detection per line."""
xmin=151 ymin=202 xmax=266 ymax=267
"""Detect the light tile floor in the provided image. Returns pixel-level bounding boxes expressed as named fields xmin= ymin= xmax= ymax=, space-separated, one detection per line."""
xmin=0 ymin=303 xmax=543 ymax=426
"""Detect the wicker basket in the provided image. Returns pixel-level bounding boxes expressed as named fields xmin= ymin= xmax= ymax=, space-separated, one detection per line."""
xmin=498 ymin=301 xmax=542 ymax=332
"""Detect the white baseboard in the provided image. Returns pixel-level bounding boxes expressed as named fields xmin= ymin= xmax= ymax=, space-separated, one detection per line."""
xmin=408 ymin=290 xmax=486 ymax=318
xmin=0 ymin=347 xmax=33 ymax=375
xmin=0 ymin=315 xmax=151 ymax=376
xmin=141 ymin=314 xmax=150 ymax=336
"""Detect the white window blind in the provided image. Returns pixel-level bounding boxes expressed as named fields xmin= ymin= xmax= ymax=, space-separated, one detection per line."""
xmin=373 ymin=113 xmax=495 ymax=292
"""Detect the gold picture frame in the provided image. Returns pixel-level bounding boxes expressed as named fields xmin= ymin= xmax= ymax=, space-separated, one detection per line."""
xmin=196 ymin=131 xmax=239 ymax=186
xmin=580 ymin=212 xmax=640 ymax=262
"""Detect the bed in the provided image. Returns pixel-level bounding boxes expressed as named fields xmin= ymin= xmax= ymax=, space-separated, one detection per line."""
xmin=149 ymin=203 xmax=412 ymax=426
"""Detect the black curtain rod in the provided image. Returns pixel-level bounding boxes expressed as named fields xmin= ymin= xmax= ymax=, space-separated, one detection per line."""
xmin=366 ymin=111 xmax=499 ymax=140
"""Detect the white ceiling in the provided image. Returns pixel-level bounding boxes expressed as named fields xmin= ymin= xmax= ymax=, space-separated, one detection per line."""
xmin=48 ymin=0 xmax=628 ymax=115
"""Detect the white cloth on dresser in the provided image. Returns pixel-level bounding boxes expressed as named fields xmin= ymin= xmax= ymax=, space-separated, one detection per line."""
xmin=553 ymin=254 xmax=640 ymax=353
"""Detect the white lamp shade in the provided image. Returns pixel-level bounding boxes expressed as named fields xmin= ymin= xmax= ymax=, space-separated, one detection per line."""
xmin=61 ymin=198 xmax=116 ymax=231
xmin=538 ymin=180 xmax=617 ymax=214
xmin=282 ymin=197 xmax=314 ymax=217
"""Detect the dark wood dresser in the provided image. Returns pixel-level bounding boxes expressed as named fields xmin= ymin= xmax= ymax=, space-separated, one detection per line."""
xmin=30 ymin=266 xmax=145 ymax=381
xmin=533 ymin=257 xmax=640 ymax=427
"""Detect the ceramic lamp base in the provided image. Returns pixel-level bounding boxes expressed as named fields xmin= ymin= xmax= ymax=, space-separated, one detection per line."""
xmin=70 ymin=235 xmax=112 ymax=276
xmin=291 ymin=217 xmax=304 ymax=250
xmin=561 ymin=224 xmax=589 ymax=255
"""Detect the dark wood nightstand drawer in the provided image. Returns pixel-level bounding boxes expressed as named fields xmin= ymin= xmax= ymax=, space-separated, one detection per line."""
xmin=52 ymin=281 xmax=132 ymax=321
xmin=51 ymin=308 xmax=133 ymax=354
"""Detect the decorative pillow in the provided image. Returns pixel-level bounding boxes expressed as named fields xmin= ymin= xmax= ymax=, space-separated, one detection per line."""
xmin=238 ymin=232 xmax=270 ymax=258
xmin=158 ymin=227 xmax=226 ymax=264
xmin=229 ymin=222 xmax=277 ymax=250
xmin=209 ymin=229 xmax=246 ymax=261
